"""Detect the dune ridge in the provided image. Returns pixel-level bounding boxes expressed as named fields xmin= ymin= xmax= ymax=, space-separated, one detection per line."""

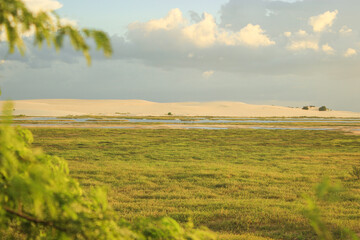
xmin=1 ymin=99 xmax=360 ymax=117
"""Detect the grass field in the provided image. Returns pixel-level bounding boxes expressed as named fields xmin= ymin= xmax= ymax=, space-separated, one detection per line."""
xmin=30 ymin=128 xmax=360 ymax=240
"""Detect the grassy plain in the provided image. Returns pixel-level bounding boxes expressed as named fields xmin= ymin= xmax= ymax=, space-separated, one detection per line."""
xmin=30 ymin=128 xmax=360 ymax=240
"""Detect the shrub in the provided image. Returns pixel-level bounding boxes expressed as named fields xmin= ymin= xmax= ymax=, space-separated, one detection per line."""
xmin=319 ymin=106 xmax=327 ymax=111
xmin=302 ymin=106 xmax=309 ymax=110
xmin=304 ymin=178 xmax=359 ymax=240
xmin=349 ymin=166 xmax=360 ymax=180
xmin=168 ymin=112 xmax=173 ymax=116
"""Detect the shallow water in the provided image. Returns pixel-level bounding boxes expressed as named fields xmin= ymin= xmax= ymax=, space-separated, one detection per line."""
xmin=14 ymin=123 xmax=338 ymax=131
xmin=182 ymin=126 xmax=335 ymax=130
xmin=15 ymin=117 xmax=360 ymax=124
xmin=248 ymin=127 xmax=334 ymax=131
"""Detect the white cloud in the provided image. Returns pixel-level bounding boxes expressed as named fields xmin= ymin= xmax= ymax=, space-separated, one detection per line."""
xmin=288 ymin=40 xmax=319 ymax=51
xmin=182 ymin=14 xmax=275 ymax=48
xmin=297 ymin=30 xmax=308 ymax=36
xmin=129 ymin=8 xmax=186 ymax=32
xmin=187 ymin=53 xmax=194 ymax=58
xmin=287 ymin=30 xmax=319 ymax=51
xmin=202 ymin=70 xmax=214 ymax=79
xmin=344 ymin=48 xmax=357 ymax=57
xmin=265 ymin=9 xmax=276 ymax=17
xmin=128 ymin=9 xmax=275 ymax=48
xmin=182 ymin=13 xmax=217 ymax=48
xmin=23 ymin=0 xmax=63 ymax=13
xmin=322 ymin=44 xmax=335 ymax=55
xmin=309 ymin=10 xmax=338 ymax=32
xmin=284 ymin=32 xmax=292 ymax=37
xmin=218 ymin=24 xmax=275 ymax=47
xmin=339 ymin=25 xmax=352 ymax=34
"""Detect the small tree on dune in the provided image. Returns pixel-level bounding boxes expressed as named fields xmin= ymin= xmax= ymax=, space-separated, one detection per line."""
xmin=319 ymin=106 xmax=327 ymax=111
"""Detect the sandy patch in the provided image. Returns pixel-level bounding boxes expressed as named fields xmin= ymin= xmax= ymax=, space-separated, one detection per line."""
xmin=1 ymin=99 xmax=360 ymax=118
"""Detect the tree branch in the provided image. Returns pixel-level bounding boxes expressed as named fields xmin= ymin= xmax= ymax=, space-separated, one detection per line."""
xmin=3 ymin=206 xmax=67 ymax=232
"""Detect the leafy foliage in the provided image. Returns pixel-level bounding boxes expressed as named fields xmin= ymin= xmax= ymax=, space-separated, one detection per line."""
xmin=303 ymin=178 xmax=359 ymax=240
xmin=131 ymin=218 xmax=216 ymax=240
xmin=0 ymin=0 xmax=112 ymax=64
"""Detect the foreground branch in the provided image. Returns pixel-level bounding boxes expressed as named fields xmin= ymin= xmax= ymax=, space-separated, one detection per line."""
xmin=3 ymin=206 xmax=66 ymax=232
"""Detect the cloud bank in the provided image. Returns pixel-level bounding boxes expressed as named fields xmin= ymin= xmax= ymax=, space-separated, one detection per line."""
xmin=116 ymin=1 xmax=360 ymax=78
xmin=128 ymin=8 xmax=275 ymax=49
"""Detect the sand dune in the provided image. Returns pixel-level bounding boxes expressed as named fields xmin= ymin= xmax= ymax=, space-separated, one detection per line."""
xmin=1 ymin=99 xmax=360 ymax=117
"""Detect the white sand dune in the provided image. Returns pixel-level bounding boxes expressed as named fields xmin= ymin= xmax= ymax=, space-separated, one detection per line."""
xmin=1 ymin=99 xmax=360 ymax=117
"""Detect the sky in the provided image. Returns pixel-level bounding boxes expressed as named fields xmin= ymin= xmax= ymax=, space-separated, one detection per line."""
xmin=0 ymin=0 xmax=360 ymax=111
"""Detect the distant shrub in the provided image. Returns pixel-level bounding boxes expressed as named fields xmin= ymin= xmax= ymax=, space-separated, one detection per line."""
xmin=319 ymin=106 xmax=327 ymax=111
xmin=350 ymin=166 xmax=360 ymax=180
xmin=168 ymin=112 xmax=172 ymax=116
xmin=302 ymin=106 xmax=309 ymax=110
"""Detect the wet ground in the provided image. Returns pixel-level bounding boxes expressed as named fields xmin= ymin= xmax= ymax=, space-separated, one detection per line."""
xmin=9 ymin=116 xmax=360 ymax=135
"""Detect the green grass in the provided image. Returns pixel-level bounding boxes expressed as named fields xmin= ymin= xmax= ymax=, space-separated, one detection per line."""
xmin=30 ymin=128 xmax=360 ymax=240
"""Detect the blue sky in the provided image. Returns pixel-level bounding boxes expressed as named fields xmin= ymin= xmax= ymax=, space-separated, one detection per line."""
xmin=1 ymin=0 xmax=359 ymax=111
xmin=56 ymin=0 xmax=226 ymax=35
